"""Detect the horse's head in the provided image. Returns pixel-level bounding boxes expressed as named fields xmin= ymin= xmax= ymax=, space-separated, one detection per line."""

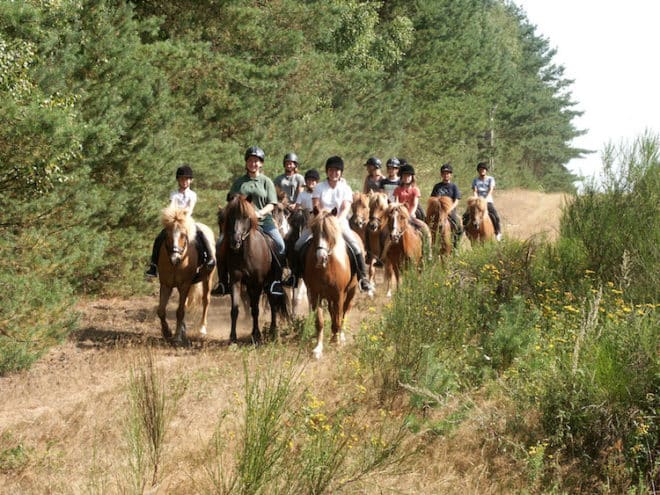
xmin=368 ymin=192 xmax=388 ymax=233
xmin=309 ymin=209 xmax=341 ymax=268
xmin=387 ymin=203 xmax=410 ymax=244
xmin=272 ymin=202 xmax=290 ymax=238
xmin=466 ymin=197 xmax=487 ymax=230
xmin=162 ymin=206 xmax=196 ymax=266
xmin=350 ymin=192 xmax=370 ymax=230
xmin=224 ymin=195 xmax=258 ymax=251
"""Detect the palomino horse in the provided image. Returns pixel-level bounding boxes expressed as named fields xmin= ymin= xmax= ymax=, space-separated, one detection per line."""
xmin=383 ymin=203 xmax=423 ymax=297
xmin=365 ymin=192 xmax=389 ymax=283
xmin=220 ymin=195 xmax=289 ymax=344
xmin=426 ymin=196 xmax=453 ymax=257
xmin=464 ymin=197 xmax=495 ymax=243
xmin=157 ymin=206 xmax=215 ymax=344
xmin=304 ymin=209 xmax=358 ymax=359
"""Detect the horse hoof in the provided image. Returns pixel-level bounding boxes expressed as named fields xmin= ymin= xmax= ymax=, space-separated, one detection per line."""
xmin=312 ymin=349 xmax=323 ymax=360
xmin=386 ymin=290 xmax=392 ymax=298
xmin=199 ymin=326 xmax=207 ymax=337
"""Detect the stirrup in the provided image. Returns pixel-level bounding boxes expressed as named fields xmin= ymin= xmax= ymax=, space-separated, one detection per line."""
xmin=211 ymin=282 xmax=230 ymax=296
xmin=269 ymin=280 xmax=284 ymax=296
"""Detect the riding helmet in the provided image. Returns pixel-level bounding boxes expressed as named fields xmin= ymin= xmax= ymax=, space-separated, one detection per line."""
xmin=283 ymin=152 xmax=299 ymax=165
xmin=176 ymin=165 xmax=193 ymax=178
xmin=399 ymin=164 xmax=415 ymax=176
xmin=440 ymin=163 xmax=453 ymax=173
xmin=365 ymin=156 xmax=382 ymax=168
xmin=386 ymin=157 xmax=400 ymax=168
xmin=325 ymin=155 xmax=344 ymax=171
xmin=304 ymin=168 xmax=320 ymax=181
xmin=244 ymin=146 xmax=266 ymax=162
xmin=477 ymin=161 xmax=489 ymax=170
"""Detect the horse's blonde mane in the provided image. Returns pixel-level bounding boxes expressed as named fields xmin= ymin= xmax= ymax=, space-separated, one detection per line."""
xmin=369 ymin=192 xmax=388 ymax=212
xmin=310 ymin=210 xmax=342 ymax=250
xmin=467 ymin=196 xmax=488 ymax=218
xmin=389 ymin=202 xmax=411 ymax=222
xmin=162 ymin=206 xmax=197 ymax=238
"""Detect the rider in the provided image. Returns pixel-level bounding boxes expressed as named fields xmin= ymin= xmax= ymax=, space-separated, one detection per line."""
xmin=430 ymin=163 xmax=463 ymax=248
xmin=292 ymin=156 xmax=375 ymax=296
xmin=274 ymin=152 xmax=305 ymax=209
xmin=362 ymin=156 xmax=384 ymax=193
xmin=393 ymin=163 xmax=433 ymax=258
xmin=379 ymin=157 xmax=401 ymax=202
xmin=466 ymin=161 xmax=502 ymax=241
xmin=145 ymin=165 xmax=215 ymax=280
xmin=295 ymin=168 xmax=320 ymax=213
xmin=212 ymin=146 xmax=288 ymax=296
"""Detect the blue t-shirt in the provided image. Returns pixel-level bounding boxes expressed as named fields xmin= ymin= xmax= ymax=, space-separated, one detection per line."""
xmin=472 ymin=176 xmax=495 ymax=202
xmin=430 ymin=181 xmax=461 ymax=200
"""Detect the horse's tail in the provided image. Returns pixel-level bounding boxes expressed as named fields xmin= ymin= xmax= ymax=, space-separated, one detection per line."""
xmin=271 ymin=291 xmax=291 ymax=322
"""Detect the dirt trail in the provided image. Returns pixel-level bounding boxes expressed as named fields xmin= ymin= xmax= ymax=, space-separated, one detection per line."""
xmin=0 ymin=189 xmax=567 ymax=494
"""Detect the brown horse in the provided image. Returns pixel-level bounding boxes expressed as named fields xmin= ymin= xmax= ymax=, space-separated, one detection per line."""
xmin=220 ymin=195 xmax=289 ymax=344
xmin=349 ymin=191 xmax=369 ymax=246
xmin=284 ymin=207 xmax=310 ymax=314
xmin=365 ymin=191 xmax=389 ymax=283
xmin=157 ymin=206 xmax=215 ymax=344
xmin=304 ymin=209 xmax=358 ymax=359
xmin=464 ymin=197 xmax=495 ymax=243
xmin=383 ymin=203 xmax=423 ymax=297
xmin=426 ymin=196 xmax=453 ymax=257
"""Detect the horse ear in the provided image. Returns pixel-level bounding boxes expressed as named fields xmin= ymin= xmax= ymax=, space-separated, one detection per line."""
xmin=245 ymin=194 xmax=254 ymax=204
xmin=330 ymin=207 xmax=338 ymax=216
xmin=312 ymin=206 xmax=320 ymax=216
xmin=226 ymin=192 xmax=237 ymax=203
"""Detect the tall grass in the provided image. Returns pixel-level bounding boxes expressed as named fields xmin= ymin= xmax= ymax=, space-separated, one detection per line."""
xmin=355 ymin=145 xmax=659 ymax=492
xmin=204 ymin=354 xmax=412 ymax=494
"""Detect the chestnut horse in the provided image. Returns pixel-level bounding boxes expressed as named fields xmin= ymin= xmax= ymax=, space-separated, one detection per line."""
xmin=365 ymin=192 xmax=389 ymax=283
xmin=426 ymin=196 xmax=453 ymax=257
xmin=383 ymin=203 xmax=423 ymax=297
xmin=220 ymin=195 xmax=289 ymax=344
xmin=349 ymin=191 xmax=369 ymax=246
xmin=304 ymin=209 xmax=358 ymax=359
xmin=157 ymin=206 xmax=215 ymax=344
xmin=464 ymin=197 xmax=495 ymax=243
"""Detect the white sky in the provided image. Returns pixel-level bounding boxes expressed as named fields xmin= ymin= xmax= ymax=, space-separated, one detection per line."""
xmin=513 ymin=0 xmax=660 ymax=179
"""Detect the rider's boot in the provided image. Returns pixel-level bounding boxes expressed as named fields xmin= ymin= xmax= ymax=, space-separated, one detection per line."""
xmin=355 ymin=251 xmax=375 ymax=296
xmin=145 ymin=230 xmax=166 ymax=277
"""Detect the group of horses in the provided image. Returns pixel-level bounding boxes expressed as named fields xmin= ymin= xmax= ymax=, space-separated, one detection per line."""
xmin=154 ymin=192 xmax=495 ymax=357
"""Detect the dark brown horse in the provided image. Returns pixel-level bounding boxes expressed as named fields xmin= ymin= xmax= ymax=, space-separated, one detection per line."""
xmin=426 ymin=196 xmax=453 ymax=257
xmin=464 ymin=197 xmax=495 ymax=244
xmin=365 ymin=191 xmax=389 ymax=284
xmin=157 ymin=206 xmax=215 ymax=344
xmin=284 ymin=207 xmax=310 ymax=313
xmin=304 ymin=209 xmax=358 ymax=359
xmin=219 ymin=195 xmax=289 ymax=344
xmin=383 ymin=203 xmax=423 ymax=297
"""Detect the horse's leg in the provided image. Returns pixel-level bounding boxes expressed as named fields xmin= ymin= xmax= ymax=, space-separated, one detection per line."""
xmin=157 ymin=285 xmax=173 ymax=340
xmin=311 ymin=296 xmax=324 ymax=360
xmin=330 ymin=293 xmax=346 ymax=346
xmin=250 ymin=289 xmax=262 ymax=345
xmin=199 ymin=276 xmax=212 ymax=337
xmin=174 ymin=284 xmax=191 ymax=345
xmin=229 ymin=285 xmax=239 ymax=344
xmin=267 ymin=292 xmax=279 ymax=343
xmin=385 ymin=262 xmax=393 ymax=298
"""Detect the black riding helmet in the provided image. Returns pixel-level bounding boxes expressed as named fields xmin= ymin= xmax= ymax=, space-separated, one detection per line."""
xmin=283 ymin=152 xmax=299 ymax=165
xmin=176 ymin=165 xmax=193 ymax=178
xmin=399 ymin=164 xmax=415 ymax=176
xmin=304 ymin=168 xmax=320 ymax=181
xmin=386 ymin=157 xmax=400 ymax=168
xmin=440 ymin=163 xmax=453 ymax=173
xmin=245 ymin=146 xmax=266 ymax=162
xmin=477 ymin=161 xmax=489 ymax=171
xmin=325 ymin=155 xmax=344 ymax=171
xmin=365 ymin=156 xmax=382 ymax=168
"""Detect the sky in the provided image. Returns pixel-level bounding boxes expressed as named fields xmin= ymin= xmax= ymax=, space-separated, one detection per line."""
xmin=513 ymin=0 xmax=660 ymax=180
